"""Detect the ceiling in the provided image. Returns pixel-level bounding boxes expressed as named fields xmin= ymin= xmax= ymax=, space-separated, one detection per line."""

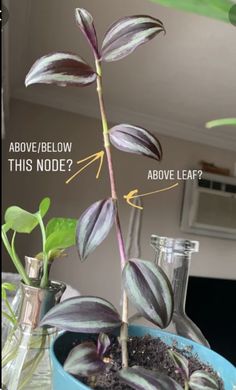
xmin=7 ymin=0 xmax=236 ymax=151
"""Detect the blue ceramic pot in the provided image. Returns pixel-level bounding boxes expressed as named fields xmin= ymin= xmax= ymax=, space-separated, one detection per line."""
xmin=51 ymin=325 xmax=236 ymax=390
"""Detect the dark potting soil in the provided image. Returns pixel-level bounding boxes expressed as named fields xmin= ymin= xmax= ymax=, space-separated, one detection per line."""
xmin=68 ymin=335 xmax=224 ymax=390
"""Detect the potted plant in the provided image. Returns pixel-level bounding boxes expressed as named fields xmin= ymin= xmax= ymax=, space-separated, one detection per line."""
xmin=22 ymin=8 xmax=236 ymax=390
xmin=1 ymin=197 xmax=77 ymax=389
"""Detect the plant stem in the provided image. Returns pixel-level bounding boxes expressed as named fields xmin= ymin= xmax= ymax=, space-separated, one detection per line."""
xmin=4 ymin=298 xmax=18 ymax=325
xmin=1 ymin=229 xmax=30 ymax=285
xmin=2 ymin=310 xmax=17 ymax=326
xmin=38 ymin=214 xmax=49 ymax=288
xmin=184 ymin=381 xmax=189 ymax=390
xmin=95 ymin=59 xmax=129 ymax=368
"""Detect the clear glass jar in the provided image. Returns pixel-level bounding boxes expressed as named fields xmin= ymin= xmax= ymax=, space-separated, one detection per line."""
xmin=2 ymin=257 xmax=46 ymax=346
xmin=151 ymin=235 xmax=210 ymax=348
xmin=2 ymin=280 xmax=66 ymax=390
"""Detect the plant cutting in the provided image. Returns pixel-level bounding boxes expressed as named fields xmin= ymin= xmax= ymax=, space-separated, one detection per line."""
xmin=23 ymin=7 xmax=236 ymax=390
xmin=1 ymin=198 xmax=76 ymax=390
xmin=2 ymin=197 xmax=77 ymax=288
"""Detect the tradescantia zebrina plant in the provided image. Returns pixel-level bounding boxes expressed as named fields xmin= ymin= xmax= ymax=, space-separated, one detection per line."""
xmin=168 ymin=350 xmax=219 ymax=390
xmin=25 ymin=9 xmax=219 ymax=390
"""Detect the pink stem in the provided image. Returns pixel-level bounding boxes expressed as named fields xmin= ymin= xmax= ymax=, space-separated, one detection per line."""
xmin=95 ymin=60 xmax=129 ymax=367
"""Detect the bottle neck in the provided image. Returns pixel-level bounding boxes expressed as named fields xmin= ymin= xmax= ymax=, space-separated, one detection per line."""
xmin=18 ymin=281 xmax=66 ymax=328
xmin=157 ymin=249 xmax=191 ymax=313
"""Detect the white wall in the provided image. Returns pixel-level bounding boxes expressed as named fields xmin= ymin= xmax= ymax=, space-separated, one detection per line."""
xmin=2 ymin=99 xmax=236 ymax=309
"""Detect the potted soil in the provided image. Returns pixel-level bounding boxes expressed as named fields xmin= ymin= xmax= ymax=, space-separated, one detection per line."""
xmin=24 ymin=7 xmax=236 ymax=390
xmin=50 ymin=325 xmax=236 ymax=390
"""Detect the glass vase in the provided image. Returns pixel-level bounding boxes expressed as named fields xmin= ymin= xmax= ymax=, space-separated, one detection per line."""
xmin=2 ymin=280 xmax=66 ymax=390
xmin=151 ymin=235 xmax=210 ymax=348
xmin=2 ymin=257 xmax=45 ymax=346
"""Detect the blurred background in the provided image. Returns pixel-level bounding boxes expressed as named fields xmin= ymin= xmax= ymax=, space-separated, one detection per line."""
xmin=2 ymin=0 xmax=236 ymax=363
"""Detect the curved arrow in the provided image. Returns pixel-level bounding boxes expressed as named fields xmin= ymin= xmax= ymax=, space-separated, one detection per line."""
xmin=124 ymin=183 xmax=179 ymax=209
xmin=66 ymin=150 xmax=104 ymax=184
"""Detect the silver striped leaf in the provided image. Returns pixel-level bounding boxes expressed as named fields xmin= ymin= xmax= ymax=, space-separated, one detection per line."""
xmin=25 ymin=52 xmax=97 ymax=87
xmin=119 ymin=366 xmax=182 ymax=390
xmin=189 ymin=370 xmax=219 ymax=390
xmin=101 ymin=15 xmax=165 ymax=62
xmin=77 ymin=198 xmax=116 ymax=261
xmin=122 ymin=259 xmax=173 ymax=328
xmin=109 ymin=124 xmax=162 ymax=161
xmin=40 ymin=296 xmax=121 ymax=333
xmin=39 ymin=197 xmax=51 ymax=217
xmin=97 ymin=333 xmax=111 ymax=357
xmin=75 ymin=8 xmax=100 ymax=58
xmin=168 ymin=349 xmax=189 ymax=379
xmin=64 ymin=341 xmax=105 ymax=377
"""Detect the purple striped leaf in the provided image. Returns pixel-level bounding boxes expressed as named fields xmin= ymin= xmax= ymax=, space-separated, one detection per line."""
xmin=168 ymin=350 xmax=189 ymax=379
xmin=119 ymin=366 xmax=182 ymax=390
xmin=64 ymin=341 xmax=105 ymax=377
xmin=77 ymin=198 xmax=116 ymax=261
xmin=109 ymin=124 xmax=162 ymax=161
xmin=101 ymin=15 xmax=165 ymax=62
xmin=97 ymin=333 xmax=111 ymax=357
xmin=189 ymin=371 xmax=219 ymax=390
xmin=122 ymin=259 xmax=173 ymax=328
xmin=75 ymin=8 xmax=100 ymax=58
xmin=40 ymin=296 xmax=121 ymax=333
xmin=25 ymin=52 xmax=97 ymax=88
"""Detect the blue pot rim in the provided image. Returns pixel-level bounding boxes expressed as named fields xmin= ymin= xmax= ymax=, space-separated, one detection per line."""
xmin=51 ymin=325 xmax=236 ymax=389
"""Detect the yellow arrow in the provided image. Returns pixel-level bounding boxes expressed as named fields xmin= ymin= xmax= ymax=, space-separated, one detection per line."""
xmin=66 ymin=150 xmax=104 ymax=184
xmin=124 ymin=183 xmax=179 ymax=209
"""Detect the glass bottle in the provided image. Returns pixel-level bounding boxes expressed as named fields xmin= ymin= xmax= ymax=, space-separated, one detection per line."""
xmin=2 ymin=257 xmax=45 ymax=345
xmin=151 ymin=235 xmax=210 ymax=348
xmin=2 ymin=280 xmax=66 ymax=390
xmin=12 ymin=257 xmax=45 ymax=312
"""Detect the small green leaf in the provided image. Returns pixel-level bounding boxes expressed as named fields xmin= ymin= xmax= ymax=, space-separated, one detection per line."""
xmin=46 ymin=217 xmax=76 ymax=238
xmin=64 ymin=341 xmax=105 ymax=377
xmin=45 ymin=218 xmax=77 ymax=256
xmin=39 ymin=197 xmax=51 ymax=217
xmin=189 ymin=370 xmax=219 ymax=390
xmin=5 ymin=206 xmax=38 ymax=233
xmin=45 ymin=229 xmax=76 ymax=254
xmin=148 ymin=0 xmax=234 ymax=23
